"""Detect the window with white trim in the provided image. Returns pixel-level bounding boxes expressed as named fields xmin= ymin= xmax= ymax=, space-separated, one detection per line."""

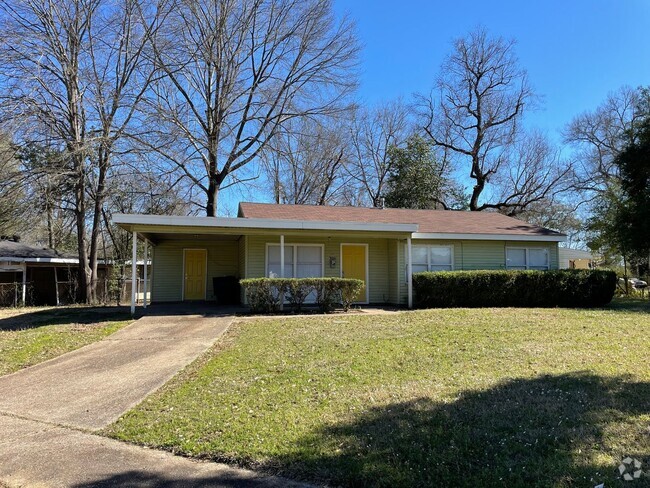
xmin=410 ymin=245 xmax=453 ymax=274
xmin=506 ymin=247 xmax=549 ymax=270
xmin=267 ymin=244 xmax=323 ymax=278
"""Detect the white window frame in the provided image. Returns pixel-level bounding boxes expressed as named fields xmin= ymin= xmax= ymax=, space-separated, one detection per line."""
xmin=406 ymin=244 xmax=454 ymax=278
xmin=265 ymin=243 xmax=325 ymax=278
xmin=505 ymin=247 xmax=550 ymax=270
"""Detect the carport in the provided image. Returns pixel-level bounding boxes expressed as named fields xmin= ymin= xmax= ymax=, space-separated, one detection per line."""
xmin=113 ymin=213 xmax=418 ymax=314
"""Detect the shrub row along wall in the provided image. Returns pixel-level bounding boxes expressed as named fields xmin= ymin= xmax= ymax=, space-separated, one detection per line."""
xmin=413 ymin=269 xmax=617 ymax=308
xmin=240 ymin=277 xmax=365 ymax=314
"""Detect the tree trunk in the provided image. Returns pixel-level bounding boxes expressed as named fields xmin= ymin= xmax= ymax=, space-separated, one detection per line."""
xmin=469 ymin=179 xmax=485 ymax=211
xmin=74 ymin=176 xmax=91 ymax=304
xmin=88 ymin=147 xmax=109 ymax=304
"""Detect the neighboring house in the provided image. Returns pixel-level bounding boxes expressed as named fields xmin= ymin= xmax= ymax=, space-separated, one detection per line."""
xmin=0 ymin=237 xmax=150 ymax=307
xmin=0 ymin=238 xmax=80 ymax=306
xmin=558 ymin=247 xmax=595 ymax=269
xmin=114 ymin=202 xmax=566 ymax=313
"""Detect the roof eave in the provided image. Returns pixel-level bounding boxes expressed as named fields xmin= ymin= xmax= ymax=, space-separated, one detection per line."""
xmin=113 ymin=213 xmax=419 ymax=234
xmin=412 ymin=232 xmax=566 ymax=242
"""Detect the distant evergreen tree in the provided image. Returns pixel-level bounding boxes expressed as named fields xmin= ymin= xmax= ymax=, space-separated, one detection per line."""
xmin=383 ymin=135 xmax=443 ymax=209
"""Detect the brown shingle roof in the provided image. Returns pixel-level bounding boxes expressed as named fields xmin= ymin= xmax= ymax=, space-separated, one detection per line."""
xmin=238 ymin=202 xmax=565 ymax=237
xmin=0 ymin=240 xmax=76 ymax=259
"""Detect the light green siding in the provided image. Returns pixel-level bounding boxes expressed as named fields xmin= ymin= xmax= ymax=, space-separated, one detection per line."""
xmin=398 ymin=240 xmax=561 ymax=305
xmin=150 ymin=234 xmax=560 ymax=306
xmin=246 ymin=235 xmax=398 ymax=303
xmin=151 ymin=239 xmax=239 ymax=302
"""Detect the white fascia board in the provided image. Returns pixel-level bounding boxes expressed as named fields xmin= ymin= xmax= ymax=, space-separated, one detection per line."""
xmin=0 ymin=257 xmax=80 ymax=264
xmin=412 ymin=232 xmax=566 ymax=242
xmin=113 ymin=213 xmax=418 ymax=233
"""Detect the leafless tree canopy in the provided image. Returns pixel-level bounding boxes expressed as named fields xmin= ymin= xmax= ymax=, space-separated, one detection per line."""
xmin=564 ymin=86 xmax=646 ymax=198
xmin=262 ymin=117 xmax=352 ymax=205
xmin=419 ymin=28 xmax=568 ymax=214
xmin=143 ymin=0 xmax=359 ymax=216
xmin=347 ymin=100 xmax=411 ymax=207
xmin=0 ymin=0 xmax=157 ymax=302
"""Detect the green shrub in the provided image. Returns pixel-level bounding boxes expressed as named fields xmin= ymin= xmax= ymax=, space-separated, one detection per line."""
xmin=240 ymin=277 xmax=365 ymax=314
xmin=339 ymin=279 xmax=365 ymax=311
xmin=312 ymin=278 xmax=339 ymax=313
xmin=413 ymin=269 xmax=617 ymax=309
xmin=239 ymin=278 xmax=287 ymax=313
xmin=285 ymin=279 xmax=312 ymax=312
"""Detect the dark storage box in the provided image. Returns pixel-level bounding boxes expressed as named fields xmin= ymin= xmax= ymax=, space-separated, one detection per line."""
xmin=212 ymin=276 xmax=240 ymax=305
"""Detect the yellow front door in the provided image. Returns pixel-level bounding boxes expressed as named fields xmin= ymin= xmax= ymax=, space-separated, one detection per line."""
xmin=184 ymin=249 xmax=206 ymax=300
xmin=341 ymin=245 xmax=367 ymax=303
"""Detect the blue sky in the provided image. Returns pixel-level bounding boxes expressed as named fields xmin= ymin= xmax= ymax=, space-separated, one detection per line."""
xmin=224 ymin=0 xmax=650 ymax=214
xmin=333 ymin=0 xmax=650 ymax=138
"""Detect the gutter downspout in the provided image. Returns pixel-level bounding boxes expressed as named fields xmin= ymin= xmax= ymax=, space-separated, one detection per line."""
xmin=407 ymin=237 xmax=413 ymax=309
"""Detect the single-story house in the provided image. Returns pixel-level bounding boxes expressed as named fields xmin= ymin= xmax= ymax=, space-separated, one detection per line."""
xmin=558 ymin=247 xmax=595 ymax=269
xmin=114 ymin=202 xmax=566 ymax=313
xmin=0 ymin=238 xmax=80 ymax=306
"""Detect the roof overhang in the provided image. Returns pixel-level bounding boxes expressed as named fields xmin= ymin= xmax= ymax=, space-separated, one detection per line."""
xmin=412 ymin=232 xmax=566 ymax=242
xmin=114 ymin=214 xmax=419 ymax=242
xmin=0 ymin=257 xmax=79 ymax=264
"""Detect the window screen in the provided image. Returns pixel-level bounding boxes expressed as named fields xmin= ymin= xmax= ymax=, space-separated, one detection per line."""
xmin=430 ymin=246 xmax=452 ymax=271
xmin=267 ymin=245 xmax=322 ymax=278
xmin=267 ymin=245 xmax=294 ymax=278
xmin=528 ymin=249 xmax=549 ymax=270
xmin=296 ymin=246 xmax=322 ymax=278
xmin=506 ymin=248 xmax=527 ymax=270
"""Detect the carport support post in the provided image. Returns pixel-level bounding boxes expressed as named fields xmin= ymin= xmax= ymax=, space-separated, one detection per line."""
xmin=21 ymin=262 xmax=27 ymax=306
xmin=143 ymin=241 xmax=148 ymax=309
xmin=407 ymin=237 xmax=413 ymax=309
xmin=279 ymin=234 xmax=284 ymax=311
xmin=131 ymin=231 xmax=137 ymax=315
xmin=279 ymin=235 xmax=285 ymax=278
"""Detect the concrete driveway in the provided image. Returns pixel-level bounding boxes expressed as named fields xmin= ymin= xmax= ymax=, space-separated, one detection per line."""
xmin=0 ymin=307 xmax=308 ymax=487
xmin=0 ymin=309 xmax=233 ymax=430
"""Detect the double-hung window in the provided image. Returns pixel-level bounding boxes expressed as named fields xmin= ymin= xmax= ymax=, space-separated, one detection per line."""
xmin=410 ymin=245 xmax=453 ymax=274
xmin=267 ymin=244 xmax=323 ymax=278
xmin=506 ymin=247 xmax=549 ymax=270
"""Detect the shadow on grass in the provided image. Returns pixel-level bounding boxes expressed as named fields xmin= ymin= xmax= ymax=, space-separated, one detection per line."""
xmin=0 ymin=301 xmax=246 ymax=332
xmin=605 ymin=297 xmax=650 ymax=314
xmin=0 ymin=306 xmax=131 ymax=331
xmin=266 ymin=372 xmax=649 ymax=487
xmin=70 ymin=470 xmax=293 ymax=488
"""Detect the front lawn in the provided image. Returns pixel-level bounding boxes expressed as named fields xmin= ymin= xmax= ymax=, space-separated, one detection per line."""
xmin=0 ymin=306 xmax=131 ymax=376
xmin=107 ymin=302 xmax=650 ymax=487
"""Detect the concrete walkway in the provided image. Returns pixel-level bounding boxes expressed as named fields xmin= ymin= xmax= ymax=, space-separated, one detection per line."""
xmin=0 ymin=309 xmax=307 ymax=487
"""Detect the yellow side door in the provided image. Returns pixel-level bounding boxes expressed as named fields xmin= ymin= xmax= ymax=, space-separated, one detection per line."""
xmin=341 ymin=245 xmax=367 ymax=303
xmin=184 ymin=249 xmax=206 ymax=300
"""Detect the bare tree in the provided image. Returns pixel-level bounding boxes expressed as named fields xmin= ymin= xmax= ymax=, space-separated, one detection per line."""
xmin=0 ymin=135 xmax=25 ymax=235
xmin=348 ymin=100 xmax=410 ymax=207
xmin=564 ymin=86 xmax=647 ymax=199
xmin=419 ymin=28 xmax=564 ymax=213
xmin=0 ymin=0 xmax=157 ymax=302
xmin=262 ymin=117 xmax=351 ymax=205
xmin=490 ymin=130 xmax=572 ymax=216
xmin=141 ymin=0 xmax=358 ymax=216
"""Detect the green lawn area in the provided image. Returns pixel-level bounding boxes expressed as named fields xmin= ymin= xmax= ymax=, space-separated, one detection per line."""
xmin=107 ymin=301 xmax=650 ymax=487
xmin=0 ymin=306 xmax=131 ymax=376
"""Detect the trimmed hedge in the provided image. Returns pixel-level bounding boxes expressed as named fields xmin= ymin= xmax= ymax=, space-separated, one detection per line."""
xmin=413 ymin=269 xmax=617 ymax=308
xmin=240 ymin=277 xmax=365 ymax=314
